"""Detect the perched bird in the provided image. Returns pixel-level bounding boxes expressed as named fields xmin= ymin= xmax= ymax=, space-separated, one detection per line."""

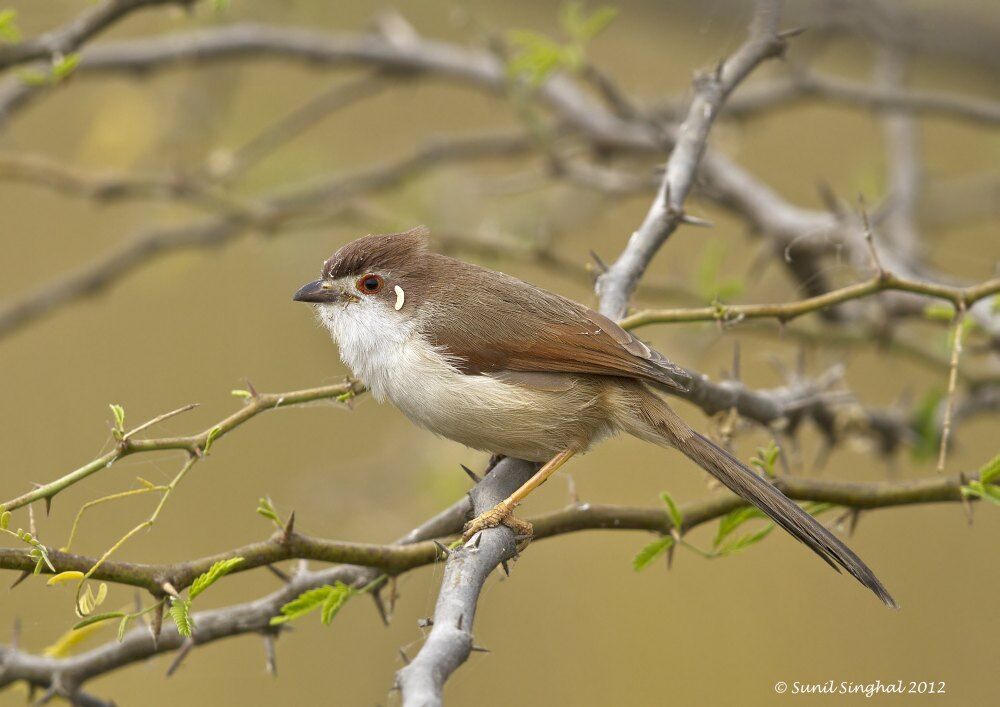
xmin=294 ymin=227 xmax=896 ymax=607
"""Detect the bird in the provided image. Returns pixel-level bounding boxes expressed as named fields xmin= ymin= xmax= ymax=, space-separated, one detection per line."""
xmin=293 ymin=226 xmax=896 ymax=607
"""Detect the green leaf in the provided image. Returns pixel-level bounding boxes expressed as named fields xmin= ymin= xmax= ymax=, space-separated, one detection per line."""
xmin=189 ymin=557 xmax=243 ymax=600
xmin=911 ymin=389 xmax=944 ymax=462
xmin=632 ymin=536 xmax=674 ymax=571
xmin=256 ymin=497 xmax=282 ymax=527
xmin=51 ymin=53 xmax=80 ymax=81
xmin=202 ymin=425 xmax=222 ymax=454
xmin=320 ymin=581 xmax=355 ymax=625
xmin=117 ymin=615 xmax=133 ymax=642
xmin=978 ymin=453 xmax=1000 ymax=485
xmin=696 ymin=241 xmax=744 ymax=304
xmin=270 ymin=586 xmax=333 ymax=625
xmin=716 ymin=524 xmax=774 ymax=556
xmin=923 ymin=303 xmax=955 ymax=322
xmin=659 ymin=491 xmax=683 ymax=531
xmin=560 ymin=2 xmax=619 ymax=42
xmin=231 ymin=389 xmax=253 ymax=399
xmin=73 ymin=611 xmax=126 ymax=631
xmin=0 ymin=9 xmax=20 ymax=43
xmin=169 ymin=599 xmax=193 ymax=637
xmin=749 ymin=440 xmax=780 ymax=478
xmin=109 ymin=403 xmax=125 ymax=433
xmin=0 ymin=510 xmax=9 ymax=529
xmin=714 ymin=506 xmax=766 ymax=548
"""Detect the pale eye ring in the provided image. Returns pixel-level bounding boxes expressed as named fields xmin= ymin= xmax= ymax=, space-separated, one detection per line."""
xmin=356 ymin=274 xmax=384 ymax=294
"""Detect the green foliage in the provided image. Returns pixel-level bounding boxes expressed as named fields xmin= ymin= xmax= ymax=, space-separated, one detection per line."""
xmin=202 ymin=425 xmax=222 ymax=454
xmin=696 ymin=241 xmax=744 ymax=304
xmin=923 ymin=303 xmax=955 ymax=322
xmin=77 ymin=582 xmax=109 ymax=616
xmin=0 ymin=9 xmax=20 ymax=43
xmin=189 ymin=557 xmax=243 ymax=600
xmin=72 ymin=611 xmax=126 ymax=631
xmin=961 ymin=453 xmax=1000 ymax=505
xmin=256 ymin=497 xmax=283 ymax=528
xmin=910 ymin=388 xmax=944 ymax=461
xmin=169 ymin=598 xmax=193 ymax=637
xmin=109 ymin=403 xmax=126 ymax=437
xmin=749 ymin=440 xmax=780 ymax=478
xmin=320 ymin=582 xmax=353 ymax=625
xmin=506 ymin=2 xmax=618 ymax=86
xmin=2 ymin=521 xmax=56 ymax=574
xmin=231 ymin=389 xmax=253 ymax=399
xmin=117 ymin=614 xmax=133 ymax=642
xmin=659 ymin=491 xmax=684 ymax=531
xmin=17 ymin=52 xmax=81 ymax=87
xmin=270 ymin=582 xmax=356 ymax=626
xmin=632 ymin=536 xmax=674 ymax=571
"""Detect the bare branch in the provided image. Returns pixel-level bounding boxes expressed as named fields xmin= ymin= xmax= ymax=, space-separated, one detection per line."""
xmin=596 ymin=0 xmax=787 ymax=319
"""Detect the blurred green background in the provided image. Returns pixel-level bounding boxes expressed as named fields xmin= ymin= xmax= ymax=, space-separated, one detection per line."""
xmin=1 ymin=1 xmax=998 ymax=705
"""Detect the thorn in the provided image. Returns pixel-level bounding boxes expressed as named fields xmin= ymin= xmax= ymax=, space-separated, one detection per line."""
xmin=679 ymin=212 xmax=713 ymax=228
xmin=460 ymin=464 xmax=481 ymax=484
xmin=589 ymin=250 xmax=608 ymax=274
xmin=165 ymin=637 xmax=194 ymax=677
xmin=958 ymin=472 xmax=974 ymax=525
xmin=282 ymin=511 xmax=296 ymax=541
xmin=371 ymin=590 xmax=390 ymax=627
xmin=417 ymin=617 xmax=433 ymax=629
xmin=398 ymin=648 xmax=410 ymax=665
xmin=387 ymin=576 xmax=398 ymax=618
xmin=500 ymin=560 xmax=510 ymax=577
xmin=471 ymin=532 xmax=482 ymax=549
xmin=847 ymin=509 xmax=861 ymax=536
xmin=150 ymin=602 xmax=164 ymax=647
xmin=43 ymin=496 xmax=52 ymax=517
xmin=432 ymin=540 xmax=451 ymax=559
xmin=566 ymin=474 xmax=579 ymax=505
xmin=666 ymin=541 xmax=675 ymax=570
xmin=470 ymin=645 xmax=490 ymax=653
xmin=265 ymin=564 xmax=291 ymax=584
xmin=10 ymin=570 xmax=30 ymax=590
xmin=778 ymin=26 xmax=806 ymax=39
xmin=263 ymin=632 xmax=278 ymax=676
xmin=245 ymin=378 xmax=259 ymax=399
xmin=161 ymin=581 xmax=180 ymax=598
xmin=456 ymin=614 xmax=463 ymax=631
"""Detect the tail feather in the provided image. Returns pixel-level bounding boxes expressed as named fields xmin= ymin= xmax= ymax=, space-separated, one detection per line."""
xmin=627 ymin=391 xmax=897 ymax=607
xmin=678 ymin=430 xmax=897 ymax=607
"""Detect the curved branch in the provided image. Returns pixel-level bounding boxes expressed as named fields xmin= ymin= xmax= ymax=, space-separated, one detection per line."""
xmin=0 ymin=467 xmax=982 ymax=698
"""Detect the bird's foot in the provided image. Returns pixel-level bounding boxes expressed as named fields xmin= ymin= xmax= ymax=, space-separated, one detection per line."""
xmin=462 ymin=500 xmax=533 ymax=543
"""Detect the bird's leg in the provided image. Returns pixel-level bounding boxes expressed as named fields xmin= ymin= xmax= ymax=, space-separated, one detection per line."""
xmin=462 ymin=449 xmax=575 ymax=542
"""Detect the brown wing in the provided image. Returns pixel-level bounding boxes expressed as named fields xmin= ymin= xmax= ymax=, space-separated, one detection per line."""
xmin=421 ymin=255 xmax=690 ymax=392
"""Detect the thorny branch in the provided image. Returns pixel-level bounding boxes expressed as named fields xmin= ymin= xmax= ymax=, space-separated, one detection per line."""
xmin=595 ymin=0 xmax=788 ymax=320
xmin=1 ymin=463 xmax=990 ymax=702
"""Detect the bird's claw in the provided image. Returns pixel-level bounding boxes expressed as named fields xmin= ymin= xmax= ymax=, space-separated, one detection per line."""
xmin=462 ymin=501 xmax=533 ymax=543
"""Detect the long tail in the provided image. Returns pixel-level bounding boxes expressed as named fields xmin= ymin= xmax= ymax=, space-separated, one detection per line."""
xmin=630 ymin=393 xmax=897 ymax=608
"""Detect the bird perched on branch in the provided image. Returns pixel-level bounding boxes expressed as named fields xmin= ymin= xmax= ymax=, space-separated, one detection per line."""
xmin=294 ymin=227 xmax=896 ymax=607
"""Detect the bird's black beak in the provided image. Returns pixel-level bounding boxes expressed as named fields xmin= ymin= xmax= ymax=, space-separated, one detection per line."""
xmin=292 ymin=279 xmax=342 ymax=303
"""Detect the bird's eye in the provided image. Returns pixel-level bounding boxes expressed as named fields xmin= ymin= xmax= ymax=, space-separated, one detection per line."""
xmin=356 ymin=274 xmax=384 ymax=294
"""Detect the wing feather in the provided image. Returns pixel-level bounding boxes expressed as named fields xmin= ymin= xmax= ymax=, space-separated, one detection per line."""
xmin=421 ymin=255 xmax=690 ymax=392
